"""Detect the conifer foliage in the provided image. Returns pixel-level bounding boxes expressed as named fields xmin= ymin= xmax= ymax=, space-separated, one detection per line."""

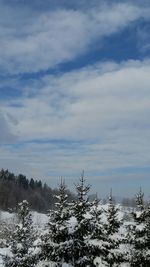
xmin=89 ymin=194 xmax=103 ymax=240
xmin=4 ymin=200 xmax=36 ymax=267
xmin=88 ymin=194 xmax=106 ymax=266
xmin=106 ymin=191 xmax=120 ymax=236
xmin=103 ymin=191 xmax=121 ymax=266
xmin=128 ymin=189 xmax=150 ymax=267
xmin=41 ymin=179 xmax=70 ymax=266
xmin=70 ymin=172 xmax=92 ymax=267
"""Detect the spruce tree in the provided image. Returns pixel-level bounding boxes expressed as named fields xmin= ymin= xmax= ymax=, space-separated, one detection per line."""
xmin=88 ymin=194 xmax=107 ymax=267
xmin=89 ymin=194 xmax=103 ymax=239
xmin=128 ymin=189 xmax=150 ymax=267
xmin=41 ymin=179 xmax=70 ymax=267
xmin=102 ymin=191 xmax=121 ymax=267
xmin=70 ymin=172 xmax=92 ymax=267
xmin=4 ymin=200 xmax=36 ymax=267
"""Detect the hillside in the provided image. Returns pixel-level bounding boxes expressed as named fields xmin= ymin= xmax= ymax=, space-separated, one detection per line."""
xmin=0 ymin=169 xmax=74 ymax=212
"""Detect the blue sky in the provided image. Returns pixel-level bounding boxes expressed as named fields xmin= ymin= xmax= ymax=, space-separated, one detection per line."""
xmin=0 ymin=0 xmax=150 ymax=198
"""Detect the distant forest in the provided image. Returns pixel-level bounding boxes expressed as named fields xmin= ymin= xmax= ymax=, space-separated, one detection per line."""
xmin=0 ymin=169 xmax=75 ymax=212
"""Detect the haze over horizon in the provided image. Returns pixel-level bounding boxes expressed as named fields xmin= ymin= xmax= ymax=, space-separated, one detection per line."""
xmin=0 ymin=0 xmax=150 ymax=197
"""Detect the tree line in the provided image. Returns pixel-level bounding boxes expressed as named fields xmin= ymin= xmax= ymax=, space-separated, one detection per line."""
xmin=2 ymin=173 xmax=150 ymax=267
xmin=0 ymin=169 xmax=75 ymax=212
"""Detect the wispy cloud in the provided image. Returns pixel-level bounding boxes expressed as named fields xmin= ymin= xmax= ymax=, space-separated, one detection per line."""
xmin=0 ymin=2 xmax=149 ymax=74
xmin=2 ymin=59 xmax=150 ymax=139
xmin=0 ymin=112 xmax=17 ymax=144
xmin=1 ymin=59 xmax=150 ymax=188
xmin=1 ymin=1 xmax=150 ymax=196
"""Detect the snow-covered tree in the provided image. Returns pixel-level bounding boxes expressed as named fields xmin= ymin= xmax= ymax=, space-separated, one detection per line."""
xmin=70 ymin=172 xmax=92 ymax=267
xmin=41 ymin=179 xmax=70 ymax=266
xmin=128 ymin=189 xmax=150 ymax=267
xmin=89 ymin=194 xmax=103 ymax=239
xmin=102 ymin=191 xmax=122 ymax=267
xmin=4 ymin=200 xmax=36 ymax=267
xmin=88 ymin=194 xmax=107 ymax=266
xmin=105 ymin=191 xmax=120 ymax=235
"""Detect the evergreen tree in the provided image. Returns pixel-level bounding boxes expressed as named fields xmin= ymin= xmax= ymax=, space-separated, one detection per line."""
xmin=88 ymin=194 xmax=107 ymax=267
xmin=4 ymin=200 xmax=36 ymax=267
xmin=105 ymin=191 xmax=120 ymax=235
xmin=29 ymin=178 xmax=35 ymax=189
xmin=41 ymin=179 xmax=70 ymax=267
xmin=102 ymin=191 xmax=121 ymax=267
xmin=70 ymin=172 xmax=92 ymax=267
xmin=89 ymin=194 xmax=103 ymax=239
xmin=128 ymin=189 xmax=150 ymax=267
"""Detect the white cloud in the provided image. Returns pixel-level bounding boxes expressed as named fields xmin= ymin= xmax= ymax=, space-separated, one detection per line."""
xmin=0 ymin=2 xmax=149 ymax=74
xmin=1 ymin=0 xmax=150 ymax=194
xmin=3 ymin=59 xmax=150 ymax=140
xmin=0 ymin=112 xmax=17 ymax=144
xmin=1 ymin=59 xmax=150 ymax=182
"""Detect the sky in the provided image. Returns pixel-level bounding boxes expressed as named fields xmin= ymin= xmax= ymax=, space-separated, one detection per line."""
xmin=0 ymin=0 xmax=150 ymax=198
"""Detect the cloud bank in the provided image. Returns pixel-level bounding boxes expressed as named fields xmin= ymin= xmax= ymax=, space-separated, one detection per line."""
xmin=1 ymin=59 xmax=150 ymax=188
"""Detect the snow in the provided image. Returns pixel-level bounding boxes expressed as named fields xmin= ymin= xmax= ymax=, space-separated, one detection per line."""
xmin=36 ymin=262 xmax=72 ymax=267
xmin=0 ymin=211 xmax=14 ymax=220
xmin=0 ymin=210 xmax=48 ymax=226
xmin=31 ymin=211 xmax=48 ymax=226
xmin=0 ymin=248 xmax=10 ymax=267
xmin=0 ymin=204 xmax=146 ymax=267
